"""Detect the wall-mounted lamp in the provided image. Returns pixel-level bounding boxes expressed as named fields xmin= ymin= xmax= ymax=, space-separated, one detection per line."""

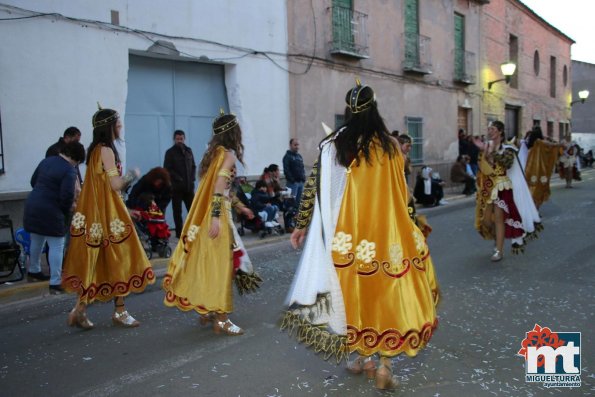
xmin=570 ymin=90 xmax=590 ymax=106
xmin=487 ymin=62 xmax=517 ymax=90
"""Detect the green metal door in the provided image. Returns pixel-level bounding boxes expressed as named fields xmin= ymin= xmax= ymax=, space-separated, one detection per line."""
xmin=454 ymin=13 xmax=465 ymax=80
xmin=404 ymin=0 xmax=419 ymax=68
xmin=332 ymin=0 xmax=354 ymax=53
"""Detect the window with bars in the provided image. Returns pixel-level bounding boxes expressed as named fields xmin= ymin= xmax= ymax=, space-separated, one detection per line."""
xmin=454 ymin=14 xmax=465 ymax=79
xmin=330 ymin=0 xmax=368 ymax=58
xmin=453 ymin=13 xmax=475 ymax=84
xmin=403 ymin=0 xmax=431 ymax=73
xmin=405 ymin=116 xmax=423 ymax=164
xmin=509 ymin=34 xmax=519 ymax=88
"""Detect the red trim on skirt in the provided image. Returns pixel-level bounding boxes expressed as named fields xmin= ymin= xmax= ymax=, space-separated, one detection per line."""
xmin=494 ymin=189 xmax=524 ymax=239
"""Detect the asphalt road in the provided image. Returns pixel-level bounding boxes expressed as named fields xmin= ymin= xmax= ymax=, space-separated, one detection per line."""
xmin=0 ymin=175 xmax=593 ymax=396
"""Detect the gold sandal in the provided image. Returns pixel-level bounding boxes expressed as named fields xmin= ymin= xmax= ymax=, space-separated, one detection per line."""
xmin=67 ymin=308 xmax=94 ymax=330
xmin=346 ymin=356 xmax=376 ymax=379
xmin=213 ymin=319 xmax=244 ymax=336
xmin=112 ymin=310 xmax=140 ymax=328
xmin=375 ymin=364 xmax=399 ymax=390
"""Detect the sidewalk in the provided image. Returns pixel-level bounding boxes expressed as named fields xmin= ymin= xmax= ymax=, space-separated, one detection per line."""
xmin=3 ymin=167 xmax=589 ymax=307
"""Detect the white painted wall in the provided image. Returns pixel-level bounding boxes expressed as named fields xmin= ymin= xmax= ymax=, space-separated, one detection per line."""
xmin=0 ymin=0 xmax=289 ymax=194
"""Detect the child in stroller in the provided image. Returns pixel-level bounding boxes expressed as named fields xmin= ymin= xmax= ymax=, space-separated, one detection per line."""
xmin=132 ymin=192 xmax=172 ymax=259
xmin=250 ymin=180 xmax=285 ymax=238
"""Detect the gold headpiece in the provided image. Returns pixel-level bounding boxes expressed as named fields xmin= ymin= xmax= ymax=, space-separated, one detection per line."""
xmin=347 ymin=78 xmax=374 ymax=114
xmin=212 ymin=108 xmax=239 ymax=135
xmin=92 ymin=103 xmax=119 ymax=128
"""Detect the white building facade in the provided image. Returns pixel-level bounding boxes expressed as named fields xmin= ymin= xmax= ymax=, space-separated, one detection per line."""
xmin=0 ymin=1 xmax=290 ymax=223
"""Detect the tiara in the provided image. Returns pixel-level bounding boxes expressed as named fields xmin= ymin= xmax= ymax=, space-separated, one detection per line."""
xmin=92 ymin=102 xmax=119 ymax=128
xmin=212 ymin=108 xmax=238 ymax=135
xmin=347 ymin=78 xmax=374 ymax=114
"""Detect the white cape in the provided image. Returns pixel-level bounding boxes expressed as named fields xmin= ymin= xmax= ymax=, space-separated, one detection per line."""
xmin=284 ymin=138 xmax=347 ymax=335
xmin=503 ymin=144 xmax=541 ymax=235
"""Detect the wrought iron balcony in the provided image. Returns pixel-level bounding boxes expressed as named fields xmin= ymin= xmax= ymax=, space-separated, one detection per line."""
xmin=454 ymin=49 xmax=476 ymax=84
xmin=403 ymin=33 xmax=432 ymax=74
xmin=329 ymin=5 xmax=369 ymax=58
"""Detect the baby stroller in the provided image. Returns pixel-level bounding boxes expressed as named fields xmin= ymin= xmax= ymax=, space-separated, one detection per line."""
xmin=132 ymin=194 xmax=172 ymax=259
xmin=234 ymin=184 xmax=284 ymax=239
xmin=280 ymin=194 xmax=298 ymax=233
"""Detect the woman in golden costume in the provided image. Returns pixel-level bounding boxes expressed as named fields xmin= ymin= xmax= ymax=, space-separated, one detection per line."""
xmin=162 ymin=111 xmax=260 ymax=336
xmin=62 ymin=107 xmax=155 ymax=329
xmin=282 ymin=82 xmax=439 ymax=390
xmin=519 ymin=126 xmax=562 ymax=208
xmin=473 ymin=121 xmax=542 ymax=262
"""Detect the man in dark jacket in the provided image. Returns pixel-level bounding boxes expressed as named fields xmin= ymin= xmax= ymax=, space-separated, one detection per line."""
xmin=282 ymin=138 xmax=306 ymax=204
xmin=46 ymin=126 xmax=83 ymax=183
xmin=46 ymin=126 xmax=81 ymax=157
xmin=164 ymin=130 xmax=196 ymax=238
xmin=450 ymin=155 xmax=476 ymax=195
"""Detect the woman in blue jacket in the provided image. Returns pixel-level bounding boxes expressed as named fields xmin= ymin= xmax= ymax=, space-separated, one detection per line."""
xmin=23 ymin=141 xmax=85 ymax=293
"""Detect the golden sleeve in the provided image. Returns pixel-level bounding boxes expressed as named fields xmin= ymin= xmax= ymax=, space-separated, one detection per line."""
xmin=295 ymin=161 xmax=318 ymax=230
xmin=493 ymin=148 xmax=515 ymax=169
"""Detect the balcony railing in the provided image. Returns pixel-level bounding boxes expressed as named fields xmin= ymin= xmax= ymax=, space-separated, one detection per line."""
xmin=329 ymin=5 xmax=369 ymax=58
xmin=454 ymin=49 xmax=476 ymax=84
xmin=403 ymin=33 xmax=432 ymax=74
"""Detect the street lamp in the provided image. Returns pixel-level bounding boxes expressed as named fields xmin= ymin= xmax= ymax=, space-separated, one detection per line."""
xmin=570 ymin=90 xmax=590 ymax=106
xmin=487 ymin=62 xmax=517 ymax=90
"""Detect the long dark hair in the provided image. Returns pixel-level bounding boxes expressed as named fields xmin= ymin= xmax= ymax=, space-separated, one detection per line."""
xmin=199 ymin=115 xmax=245 ymax=177
xmin=323 ymin=85 xmax=396 ymax=167
xmin=86 ymin=109 xmax=120 ymax=164
xmin=527 ymin=126 xmax=544 ymax=149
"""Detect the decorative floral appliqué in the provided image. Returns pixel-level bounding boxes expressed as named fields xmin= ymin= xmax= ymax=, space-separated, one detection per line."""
xmin=187 ymin=225 xmax=200 ymax=242
xmin=539 ymin=176 xmax=548 ymax=184
xmin=332 ymin=231 xmax=353 ymax=255
xmin=389 ymin=243 xmax=403 ymax=269
xmin=355 ymin=240 xmax=376 ymax=264
xmin=89 ymin=223 xmax=104 ymax=241
xmin=413 ymin=228 xmax=427 ymax=255
xmin=71 ymin=212 xmax=86 ymax=230
xmin=530 ymin=175 xmax=537 ymax=183
xmin=110 ymin=218 xmax=126 ymax=237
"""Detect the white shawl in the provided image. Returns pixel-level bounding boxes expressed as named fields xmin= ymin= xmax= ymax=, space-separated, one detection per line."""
xmin=285 ymin=138 xmax=347 ymax=335
xmin=503 ymin=144 xmax=541 ymax=234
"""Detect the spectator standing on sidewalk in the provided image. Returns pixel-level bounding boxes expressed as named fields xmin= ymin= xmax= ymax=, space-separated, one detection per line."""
xmin=24 ymin=141 xmax=85 ymax=292
xmin=450 ymin=155 xmax=476 ymax=195
xmin=46 ymin=126 xmax=83 ymax=184
xmin=164 ymin=130 xmax=196 ymax=238
xmin=46 ymin=126 xmax=81 ymax=157
xmin=458 ymin=129 xmax=469 ymax=157
xmin=467 ymin=134 xmax=480 ymax=175
xmin=283 ymin=139 xmax=306 ymax=204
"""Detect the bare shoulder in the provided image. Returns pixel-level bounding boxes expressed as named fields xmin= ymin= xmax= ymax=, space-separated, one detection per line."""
xmin=100 ymin=145 xmax=114 ymax=158
xmin=222 ymin=149 xmax=237 ymax=166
